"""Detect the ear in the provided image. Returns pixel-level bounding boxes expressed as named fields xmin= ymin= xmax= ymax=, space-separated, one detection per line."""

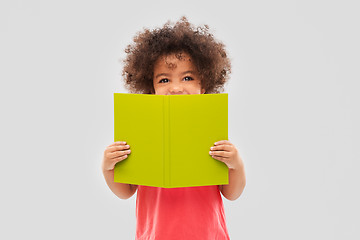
xmin=201 ymin=88 xmax=206 ymax=94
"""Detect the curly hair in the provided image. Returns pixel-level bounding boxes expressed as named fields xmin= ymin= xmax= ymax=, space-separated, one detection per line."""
xmin=122 ymin=16 xmax=231 ymax=94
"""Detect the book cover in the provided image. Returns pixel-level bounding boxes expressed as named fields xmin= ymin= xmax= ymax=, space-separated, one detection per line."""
xmin=113 ymin=93 xmax=229 ymax=188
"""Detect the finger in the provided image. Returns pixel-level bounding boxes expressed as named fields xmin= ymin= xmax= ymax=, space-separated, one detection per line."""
xmin=108 ymin=141 xmax=127 ymax=147
xmin=209 ymin=150 xmax=230 ymax=158
xmin=108 ymin=145 xmax=130 ymax=153
xmin=108 ymin=149 xmax=131 ymax=159
xmin=210 ymin=145 xmax=232 ymax=152
xmin=211 ymin=155 xmax=227 ymax=162
xmin=110 ymin=154 xmax=129 ymax=168
xmin=214 ymin=140 xmax=232 ymax=146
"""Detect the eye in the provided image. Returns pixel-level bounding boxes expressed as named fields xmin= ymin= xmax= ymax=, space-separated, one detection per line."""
xmin=183 ymin=76 xmax=194 ymax=81
xmin=159 ymin=78 xmax=169 ymax=83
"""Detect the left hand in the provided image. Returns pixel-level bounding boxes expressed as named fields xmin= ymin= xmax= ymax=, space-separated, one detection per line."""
xmin=209 ymin=140 xmax=244 ymax=170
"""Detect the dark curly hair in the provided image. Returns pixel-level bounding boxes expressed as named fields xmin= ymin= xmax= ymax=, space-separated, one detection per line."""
xmin=121 ymin=16 xmax=231 ymax=94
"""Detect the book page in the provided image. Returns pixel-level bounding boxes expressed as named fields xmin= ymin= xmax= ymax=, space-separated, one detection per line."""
xmin=168 ymin=94 xmax=229 ymax=187
xmin=114 ymin=94 xmax=164 ymax=187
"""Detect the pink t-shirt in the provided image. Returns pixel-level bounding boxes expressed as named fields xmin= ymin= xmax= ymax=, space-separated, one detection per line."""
xmin=135 ymin=185 xmax=230 ymax=240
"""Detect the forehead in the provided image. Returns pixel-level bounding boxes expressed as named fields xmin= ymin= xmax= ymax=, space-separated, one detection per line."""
xmin=154 ymin=52 xmax=193 ymax=70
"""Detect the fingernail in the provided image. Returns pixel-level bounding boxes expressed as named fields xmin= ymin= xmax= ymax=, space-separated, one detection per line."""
xmin=209 ymin=151 xmax=212 ymax=155
xmin=210 ymin=147 xmax=214 ymax=150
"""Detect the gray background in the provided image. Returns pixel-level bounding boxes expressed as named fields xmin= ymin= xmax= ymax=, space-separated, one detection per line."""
xmin=1 ymin=0 xmax=359 ymax=239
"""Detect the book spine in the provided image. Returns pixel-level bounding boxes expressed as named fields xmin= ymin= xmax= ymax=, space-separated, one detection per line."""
xmin=163 ymin=96 xmax=170 ymax=187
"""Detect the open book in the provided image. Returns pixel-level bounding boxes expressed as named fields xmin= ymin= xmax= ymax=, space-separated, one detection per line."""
xmin=114 ymin=93 xmax=228 ymax=188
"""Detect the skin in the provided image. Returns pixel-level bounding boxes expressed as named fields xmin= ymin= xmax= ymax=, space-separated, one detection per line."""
xmin=151 ymin=53 xmax=206 ymax=95
xmin=102 ymin=52 xmax=246 ymax=200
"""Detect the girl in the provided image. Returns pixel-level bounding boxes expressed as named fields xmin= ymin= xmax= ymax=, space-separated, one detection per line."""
xmin=102 ymin=17 xmax=246 ymax=240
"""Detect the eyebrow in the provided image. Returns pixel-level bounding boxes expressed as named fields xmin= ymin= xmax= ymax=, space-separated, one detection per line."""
xmin=154 ymin=71 xmax=196 ymax=79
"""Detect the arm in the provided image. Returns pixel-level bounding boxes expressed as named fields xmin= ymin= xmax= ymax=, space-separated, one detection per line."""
xmin=102 ymin=169 xmax=138 ymax=199
xmin=102 ymin=141 xmax=137 ymax=199
xmin=219 ymin=159 xmax=246 ymax=201
xmin=210 ymin=140 xmax=246 ymax=201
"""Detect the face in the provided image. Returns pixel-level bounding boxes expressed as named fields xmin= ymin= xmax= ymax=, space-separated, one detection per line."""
xmin=152 ymin=53 xmax=206 ymax=95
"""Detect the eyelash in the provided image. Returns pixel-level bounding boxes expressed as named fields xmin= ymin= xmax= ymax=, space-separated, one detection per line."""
xmin=159 ymin=76 xmax=194 ymax=83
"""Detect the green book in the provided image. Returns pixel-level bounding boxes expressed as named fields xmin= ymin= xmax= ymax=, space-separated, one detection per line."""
xmin=113 ymin=93 xmax=229 ymax=188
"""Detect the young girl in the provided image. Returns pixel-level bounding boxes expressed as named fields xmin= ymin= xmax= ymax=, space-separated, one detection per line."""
xmin=102 ymin=17 xmax=246 ymax=240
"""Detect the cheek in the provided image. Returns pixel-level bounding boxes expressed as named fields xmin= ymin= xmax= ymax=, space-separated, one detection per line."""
xmin=153 ymin=84 xmax=165 ymax=94
xmin=188 ymin=84 xmax=203 ymax=94
xmin=191 ymin=80 xmax=203 ymax=89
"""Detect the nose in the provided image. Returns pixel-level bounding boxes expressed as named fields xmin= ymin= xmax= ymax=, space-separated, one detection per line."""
xmin=169 ymin=83 xmax=184 ymax=95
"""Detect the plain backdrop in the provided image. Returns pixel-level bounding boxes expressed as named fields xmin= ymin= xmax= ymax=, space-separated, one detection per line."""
xmin=1 ymin=0 xmax=359 ymax=239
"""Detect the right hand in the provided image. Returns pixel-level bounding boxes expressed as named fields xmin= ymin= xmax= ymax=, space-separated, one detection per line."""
xmin=102 ymin=141 xmax=131 ymax=171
